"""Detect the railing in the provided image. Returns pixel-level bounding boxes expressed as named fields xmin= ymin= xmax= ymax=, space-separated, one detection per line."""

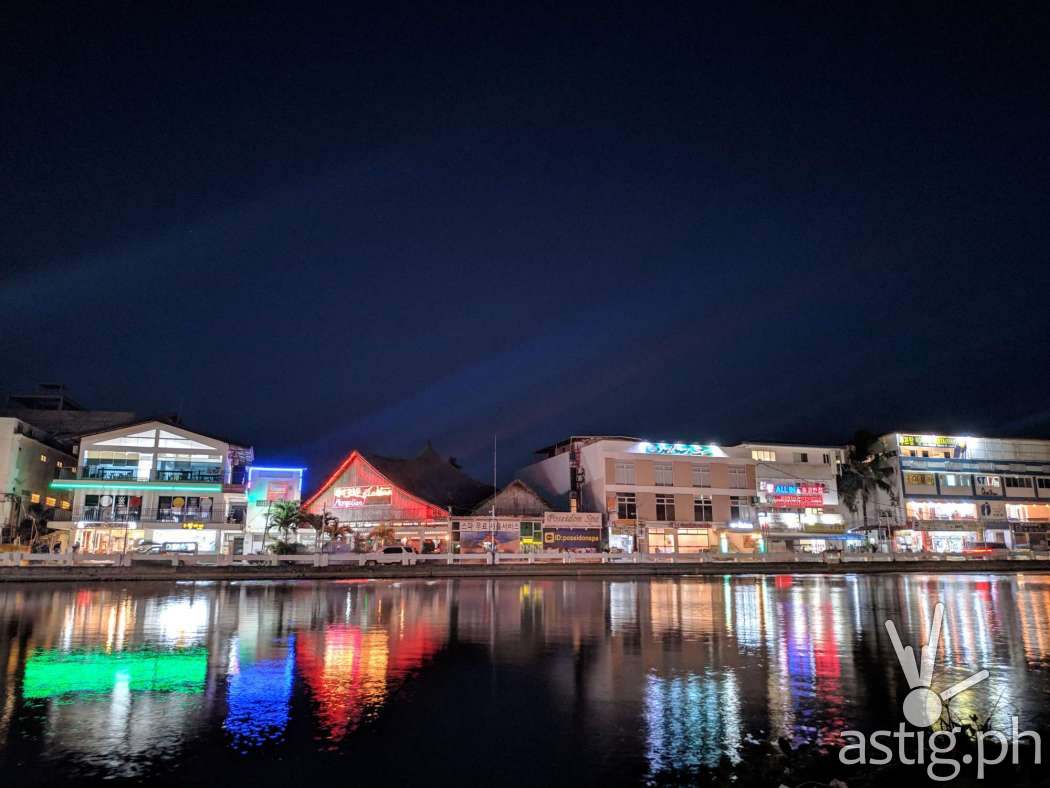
xmin=2 ymin=549 xmax=1047 ymax=569
xmin=71 ymin=507 xmax=245 ymax=525
xmin=75 ymin=468 xmax=224 ymax=483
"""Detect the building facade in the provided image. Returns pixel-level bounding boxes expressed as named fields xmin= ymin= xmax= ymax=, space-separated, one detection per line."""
xmin=48 ymin=420 xmax=253 ymax=553
xmin=517 ymin=437 xmax=759 ymax=553
xmin=864 ymin=432 xmax=1050 ymax=552
xmin=0 ymin=417 xmax=76 ymax=541
xmin=303 ymin=444 xmax=492 ymax=553
xmin=727 ymin=442 xmax=860 ymax=553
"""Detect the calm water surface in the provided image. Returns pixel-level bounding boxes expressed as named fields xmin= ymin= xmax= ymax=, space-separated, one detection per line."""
xmin=1 ymin=574 xmax=1049 ymax=786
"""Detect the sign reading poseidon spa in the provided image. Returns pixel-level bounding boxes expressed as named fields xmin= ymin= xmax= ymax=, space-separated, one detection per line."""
xmin=543 ymin=512 xmax=602 ymax=550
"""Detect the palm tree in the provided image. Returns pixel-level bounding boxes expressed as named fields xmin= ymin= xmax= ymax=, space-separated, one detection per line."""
xmin=838 ymin=431 xmax=898 ymax=543
xmin=262 ymin=501 xmax=310 ymax=552
xmin=305 ymin=510 xmax=342 ymax=550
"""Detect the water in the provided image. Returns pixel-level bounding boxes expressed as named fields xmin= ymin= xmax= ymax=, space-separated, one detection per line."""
xmin=1 ymin=574 xmax=1049 ymax=786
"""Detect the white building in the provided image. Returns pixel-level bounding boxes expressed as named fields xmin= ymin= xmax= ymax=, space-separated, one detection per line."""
xmin=0 ymin=417 xmax=75 ymax=541
xmin=726 ymin=442 xmax=859 ymax=553
xmin=48 ymin=420 xmax=253 ymax=553
xmin=862 ymin=432 xmax=1050 ymax=552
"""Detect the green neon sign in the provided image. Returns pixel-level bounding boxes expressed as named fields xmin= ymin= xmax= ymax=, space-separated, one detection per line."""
xmin=23 ymin=647 xmax=208 ymax=699
xmin=49 ymin=480 xmax=222 ymax=492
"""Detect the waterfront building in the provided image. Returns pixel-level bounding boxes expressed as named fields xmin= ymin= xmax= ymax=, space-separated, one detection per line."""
xmin=517 ymin=436 xmax=759 ymax=553
xmin=451 ymin=479 xmax=602 ymax=553
xmin=0 ymin=417 xmax=76 ymax=541
xmin=725 ymin=442 xmax=861 ymax=553
xmin=862 ymin=432 xmax=1050 ymax=552
xmin=302 ymin=443 xmax=492 ymax=552
xmin=48 ymin=419 xmax=254 ymax=553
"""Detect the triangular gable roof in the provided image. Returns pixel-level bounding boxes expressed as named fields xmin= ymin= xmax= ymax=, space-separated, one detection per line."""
xmin=304 ymin=445 xmax=493 ymax=514
xmin=471 ymin=479 xmax=553 ymax=516
xmin=75 ymin=417 xmax=250 ymax=449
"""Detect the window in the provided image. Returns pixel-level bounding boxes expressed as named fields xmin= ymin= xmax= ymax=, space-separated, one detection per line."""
xmin=730 ymin=496 xmax=747 ymax=521
xmin=60 ymin=500 xmax=70 ymax=510
xmin=45 ymin=496 xmax=56 ymax=507
xmin=751 ymin=450 xmax=776 ymax=462
xmin=30 ymin=493 xmax=41 ymax=503
xmin=655 ymin=494 xmax=676 ymax=521
xmin=822 ymin=453 xmax=832 ymax=464
xmin=728 ymin=466 xmax=748 ymax=489
xmin=56 ymin=460 xmax=63 ymax=468
xmin=692 ymin=464 xmax=711 ymax=487
xmin=941 ymin=473 xmax=971 ymax=488
xmin=693 ymin=496 xmax=713 ymax=522
xmin=975 ymin=476 xmax=1002 ymax=495
xmin=616 ymin=492 xmax=637 ymax=520
xmin=614 ymin=462 xmax=635 ymax=485
xmin=1005 ymin=476 xmax=1034 ymax=489
xmin=654 ymin=463 xmax=673 ymax=486
xmin=39 ymin=454 xmax=47 ymax=462
xmin=1037 ymin=478 xmax=1050 ymax=490
xmin=796 ymin=452 xmax=809 ymax=463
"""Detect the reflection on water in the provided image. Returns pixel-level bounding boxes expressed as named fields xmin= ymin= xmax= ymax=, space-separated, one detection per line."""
xmin=0 ymin=574 xmax=1048 ymax=784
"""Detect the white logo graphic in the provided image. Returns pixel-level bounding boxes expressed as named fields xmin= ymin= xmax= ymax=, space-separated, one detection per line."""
xmin=885 ymin=601 xmax=990 ymax=727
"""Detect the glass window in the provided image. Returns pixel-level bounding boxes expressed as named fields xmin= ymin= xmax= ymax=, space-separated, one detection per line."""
xmin=751 ymin=450 xmax=775 ymax=462
xmin=654 ymin=463 xmax=673 ymax=486
xmin=1005 ymin=476 xmax=1034 ymax=489
xmin=614 ymin=462 xmax=635 ymax=485
xmin=822 ymin=453 xmax=832 ymax=464
xmin=728 ymin=466 xmax=748 ymax=489
xmin=655 ymin=494 xmax=675 ymax=521
xmin=1038 ymin=478 xmax=1050 ymax=490
xmin=730 ymin=496 xmax=748 ymax=521
xmin=693 ymin=496 xmax=713 ymax=522
xmin=692 ymin=465 xmax=711 ymax=487
xmin=616 ymin=492 xmax=637 ymax=520
xmin=796 ymin=452 xmax=809 ymax=463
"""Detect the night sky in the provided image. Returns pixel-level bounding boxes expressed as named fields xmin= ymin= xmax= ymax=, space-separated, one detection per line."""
xmin=4 ymin=4 xmax=1049 ymax=490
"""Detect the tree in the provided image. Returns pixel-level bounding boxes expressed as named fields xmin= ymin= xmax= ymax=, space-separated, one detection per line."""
xmin=838 ymin=431 xmax=898 ymax=542
xmin=367 ymin=525 xmax=396 ymax=551
xmin=262 ymin=501 xmax=310 ymax=551
xmin=305 ymin=510 xmax=342 ymax=549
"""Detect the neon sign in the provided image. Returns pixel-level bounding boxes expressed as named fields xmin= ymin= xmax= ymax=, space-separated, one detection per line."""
xmin=638 ymin=441 xmax=726 ymax=457
xmin=333 ymin=485 xmax=392 ymax=508
xmin=899 ymin=435 xmax=961 ymax=448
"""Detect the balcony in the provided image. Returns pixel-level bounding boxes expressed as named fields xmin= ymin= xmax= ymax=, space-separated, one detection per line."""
xmin=73 ymin=468 xmax=224 ymax=483
xmin=72 ymin=507 xmax=246 ymax=525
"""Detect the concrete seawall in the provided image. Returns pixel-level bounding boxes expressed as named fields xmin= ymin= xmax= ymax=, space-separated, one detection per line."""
xmin=0 ymin=560 xmax=1045 ymax=583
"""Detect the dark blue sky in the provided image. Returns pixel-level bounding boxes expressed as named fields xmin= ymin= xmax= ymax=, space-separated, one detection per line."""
xmin=4 ymin=3 xmax=1049 ymax=491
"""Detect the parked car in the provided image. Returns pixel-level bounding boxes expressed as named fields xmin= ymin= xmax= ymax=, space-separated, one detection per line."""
xmin=365 ymin=544 xmax=417 ymax=566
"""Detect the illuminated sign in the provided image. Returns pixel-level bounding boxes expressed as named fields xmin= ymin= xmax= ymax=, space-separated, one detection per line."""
xmin=50 ymin=481 xmax=222 ymax=492
xmin=637 ymin=441 xmax=726 ymax=457
xmin=762 ymin=481 xmax=825 ymax=508
xmin=899 ymin=434 xmax=960 ymax=448
xmin=728 ymin=521 xmax=754 ymax=530
xmin=457 ymin=518 xmax=523 ymax=532
xmin=543 ymin=512 xmax=602 ymax=528
xmin=181 ymin=522 xmax=205 ymax=530
xmin=542 ymin=527 xmax=601 ymax=549
xmin=332 ymin=485 xmax=392 ymax=508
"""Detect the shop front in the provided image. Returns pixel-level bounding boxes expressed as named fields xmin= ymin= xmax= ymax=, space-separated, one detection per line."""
xmin=542 ymin=512 xmax=603 ymax=553
xmin=1012 ymin=523 xmax=1050 ymax=550
xmin=906 ymin=522 xmax=981 ymax=553
xmin=62 ymin=520 xmax=239 ymax=553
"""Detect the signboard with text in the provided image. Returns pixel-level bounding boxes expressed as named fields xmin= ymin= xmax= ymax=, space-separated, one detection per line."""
xmin=332 ymin=485 xmax=392 ymax=508
xmin=544 ymin=512 xmax=602 ymax=528
xmin=542 ymin=527 xmax=602 ymax=550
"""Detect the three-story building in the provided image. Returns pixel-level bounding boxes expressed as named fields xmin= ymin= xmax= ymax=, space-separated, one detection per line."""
xmin=517 ymin=436 xmax=758 ymax=553
xmin=865 ymin=432 xmax=1050 ymax=552
xmin=48 ymin=420 xmax=253 ymax=553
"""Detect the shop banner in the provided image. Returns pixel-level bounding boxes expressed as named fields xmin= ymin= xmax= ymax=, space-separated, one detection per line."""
xmin=544 ymin=512 xmax=602 ymax=528
xmin=542 ymin=527 xmax=602 ymax=550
